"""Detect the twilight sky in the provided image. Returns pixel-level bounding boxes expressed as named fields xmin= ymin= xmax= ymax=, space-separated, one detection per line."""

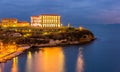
xmin=0 ymin=0 xmax=120 ymax=25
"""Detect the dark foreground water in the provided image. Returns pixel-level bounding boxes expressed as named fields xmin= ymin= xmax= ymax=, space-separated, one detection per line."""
xmin=1 ymin=24 xmax=120 ymax=72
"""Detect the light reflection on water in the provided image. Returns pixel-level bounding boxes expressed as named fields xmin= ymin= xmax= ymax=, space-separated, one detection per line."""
xmin=0 ymin=57 xmax=19 ymax=72
xmin=76 ymin=48 xmax=84 ymax=72
xmin=0 ymin=63 xmax=4 ymax=72
xmin=26 ymin=51 xmax=32 ymax=72
xmin=11 ymin=57 xmax=18 ymax=72
xmin=0 ymin=46 xmax=84 ymax=72
xmin=26 ymin=47 xmax=65 ymax=72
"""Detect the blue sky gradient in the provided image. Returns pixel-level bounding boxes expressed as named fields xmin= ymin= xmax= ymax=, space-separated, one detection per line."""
xmin=0 ymin=0 xmax=120 ymax=25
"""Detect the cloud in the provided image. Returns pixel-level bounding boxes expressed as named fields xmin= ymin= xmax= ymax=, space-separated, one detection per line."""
xmin=0 ymin=0 xmax=120 ymax=24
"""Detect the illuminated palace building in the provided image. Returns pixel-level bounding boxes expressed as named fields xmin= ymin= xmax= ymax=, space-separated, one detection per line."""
xmin=0 ymin=18 xmax=30 ymax=27
xmin=31 ymin=14 xmax=62 ymax=28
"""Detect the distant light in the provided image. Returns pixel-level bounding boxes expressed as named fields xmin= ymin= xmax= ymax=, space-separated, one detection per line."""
xmin=79 ymin=26 xmax=83 ymax=30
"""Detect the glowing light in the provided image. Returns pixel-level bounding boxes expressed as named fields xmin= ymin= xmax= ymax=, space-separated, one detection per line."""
xmin=76 ymin=48 xmax=84 ymax=72
xmin=29 ymin=29 xmax=31 ymax=32
xmin=33 ymin=47 xmax=65 ymax=72
xmin=26 ymin=51 xmax=32 ymax=72
xmin=11 ymin=57 xmax=18 ymax=72
xmin=28 ymin=51 xmax=32 ymax=59
xmin=79 ymin=26 xmax=84 ymax=31
xmin=13 ymin=24 xmax=16 ymax=27
xmin=43 ymin=32 xmax=48 ymax=35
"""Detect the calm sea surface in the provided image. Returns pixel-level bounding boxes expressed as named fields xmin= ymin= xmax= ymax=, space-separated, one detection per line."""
xmin=0 ymin=24 xmax=120 ymax=72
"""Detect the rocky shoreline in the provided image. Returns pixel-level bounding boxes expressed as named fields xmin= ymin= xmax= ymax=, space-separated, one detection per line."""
xmin=30 ymin=38 xmax=95 ymax=48
xmin=0 ymin=27 xmax=95 ymax=63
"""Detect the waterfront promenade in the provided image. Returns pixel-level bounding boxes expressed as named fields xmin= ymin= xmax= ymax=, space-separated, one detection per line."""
xmin=0 ymin=45 xmax=30 ymax=63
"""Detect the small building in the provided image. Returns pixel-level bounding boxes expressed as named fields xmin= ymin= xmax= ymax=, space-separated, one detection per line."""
xmin=1 ymin=18 xmax=18 ymax=27
xmin=0 ymin=18 xmax=30 ymax=27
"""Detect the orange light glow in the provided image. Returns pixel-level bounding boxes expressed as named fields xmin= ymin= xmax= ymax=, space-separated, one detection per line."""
xmin=79 ymin=26 xmax=84 ymax=31
xmin=11 ymin=57 xmax=18 ymax=72
xmin=1 ymin=18 xmax=30 ymax=27
xmin=26 ymin=51 xmax=32 ymax=72
xmin=25 ymin=47 xmax=65 ymax=72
